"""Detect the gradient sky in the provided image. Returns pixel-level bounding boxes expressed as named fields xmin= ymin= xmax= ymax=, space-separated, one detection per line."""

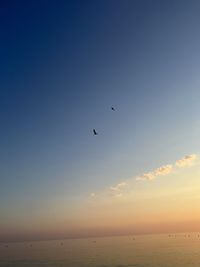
xmin=1 ymin=0 xmax=200 ymax=242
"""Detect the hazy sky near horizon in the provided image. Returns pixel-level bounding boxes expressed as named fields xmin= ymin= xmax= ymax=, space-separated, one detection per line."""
xmin=1 ymin=0 xmax=200 ymax=241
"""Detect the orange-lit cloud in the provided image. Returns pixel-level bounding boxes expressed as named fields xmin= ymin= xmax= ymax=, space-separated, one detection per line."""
xmin=137 ymin=154 xmax=198 ymax=181
xmin=110 ymin=182 xmax=127 ymax=197
xmin=136 ymin=164 xmax=173 ymax=181
xmin=90 ymin=154 xmax=199 ymax=198
xmin=176 ymin=154 xmax=197 ymax=167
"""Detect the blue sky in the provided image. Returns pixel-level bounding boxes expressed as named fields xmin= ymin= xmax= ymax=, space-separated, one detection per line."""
xmin=1 ymin=0 xmax=200 ymax=240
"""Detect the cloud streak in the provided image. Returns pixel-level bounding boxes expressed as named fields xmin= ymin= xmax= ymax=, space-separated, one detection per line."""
xmin=175 ymin=154 xmax=197 ymax=167
xmin=90 ymin=154 xmax=198 ymax=198
xmin=136 ymin=164 xmax=173 ymax=181
xmin=110 ymin=182 xmax=127 ymax=197
xmin=136 ymin=154 xmax=198 ymax=182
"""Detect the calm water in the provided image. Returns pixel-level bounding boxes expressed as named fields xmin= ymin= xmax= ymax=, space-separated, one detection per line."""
xmin=1 ymin=233 xmax=200 ymax=267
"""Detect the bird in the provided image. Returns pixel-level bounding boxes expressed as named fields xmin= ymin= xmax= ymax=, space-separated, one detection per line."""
xmin=93 ymin=129 xmax=98 ymax=135
xmin=111 ymin=106 xmax=115 ymax=111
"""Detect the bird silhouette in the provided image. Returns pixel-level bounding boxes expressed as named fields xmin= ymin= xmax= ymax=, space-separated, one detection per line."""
xmin=93 ymin=129 xmax=98 ymax=135
xmin=111 ymin=106 xmax=115 ymax=111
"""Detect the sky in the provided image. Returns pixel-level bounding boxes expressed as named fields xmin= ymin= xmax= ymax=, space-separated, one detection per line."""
xmin=1 ymin=0 xmax=200 ymax=242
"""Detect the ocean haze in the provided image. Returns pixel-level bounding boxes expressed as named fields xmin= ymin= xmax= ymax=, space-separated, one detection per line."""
xmin=1 ymin=233 xmax=200 ymax=267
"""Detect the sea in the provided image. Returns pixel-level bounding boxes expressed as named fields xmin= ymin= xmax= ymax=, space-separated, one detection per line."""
xmin=0 ymin=233 xmax=200 ymax=267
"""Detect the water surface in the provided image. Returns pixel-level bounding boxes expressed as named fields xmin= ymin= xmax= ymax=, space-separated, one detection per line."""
xmin=1 ymin=233 xmax=200 ymax=267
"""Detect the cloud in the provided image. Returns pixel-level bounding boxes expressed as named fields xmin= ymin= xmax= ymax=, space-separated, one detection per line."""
xmin=136 ymin=172 xmax=154 ymax=181
xmin=110 ymin=182 xmax=128 ymax=197
xmin=136 ymin=164 xmax=173 ymax=181
xmin=136 ymin=154 xmax=198 ymax=182
xmin=154 ymin=165 xmax=173 ymax=175
xmin=175 ymin=154 xmax=197 ymax=167
xmin=90 ymin=153 xmax=198 ymax=198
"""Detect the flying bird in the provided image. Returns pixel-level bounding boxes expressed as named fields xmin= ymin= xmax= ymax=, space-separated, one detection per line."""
xmin=93 ymin=129 xmax=98 ymax=135
xmin=111 ymin=106 xmax=115 ymax=111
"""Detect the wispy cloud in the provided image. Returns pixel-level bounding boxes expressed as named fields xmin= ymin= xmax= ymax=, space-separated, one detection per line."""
xmin=175 ymin=154 xmax=197 ymax=167
xmin=110 ymin=182 xmax=127 ymax=197
xmin=136 ymin=165 xmax=173 ymax=181
xmin=154 ymin=165 xmax=173 ymax=175
xmin=137 ymin=154 xmax=198 ymax=181
xmin=90 ymin=154 xmax=198 ymax=198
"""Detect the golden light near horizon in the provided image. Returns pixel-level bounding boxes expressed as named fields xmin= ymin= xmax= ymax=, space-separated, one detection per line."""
xmin=1 ymin=154 xmax=200 ymax=241
xmin=78 ymin=154 xmax=200 ymax=235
